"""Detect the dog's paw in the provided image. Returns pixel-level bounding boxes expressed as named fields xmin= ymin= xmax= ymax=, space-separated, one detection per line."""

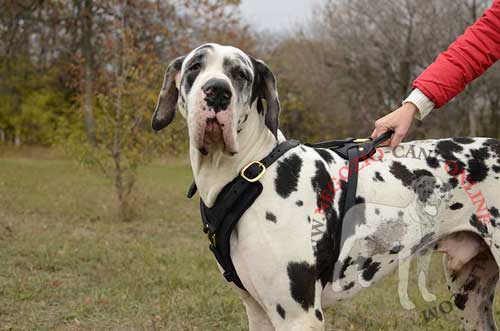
xmin=421 ymin=291 xmax=437 ymax=303
xmin=400 ymin=299 xmax=416 ymax=310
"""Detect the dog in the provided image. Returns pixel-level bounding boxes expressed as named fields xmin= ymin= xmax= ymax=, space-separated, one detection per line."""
xmin=396 ymin=175 xmax=451 ymax=310
xmin=152 ymin=43 xmax=500 ymax=331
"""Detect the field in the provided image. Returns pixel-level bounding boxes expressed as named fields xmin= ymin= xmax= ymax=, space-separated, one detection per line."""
xmin=0 ymin=150 xmax=498 ymax=330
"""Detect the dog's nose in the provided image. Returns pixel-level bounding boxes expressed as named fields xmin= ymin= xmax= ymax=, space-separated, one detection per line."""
xmin=202 ymin=79 xmax=232 ymax=112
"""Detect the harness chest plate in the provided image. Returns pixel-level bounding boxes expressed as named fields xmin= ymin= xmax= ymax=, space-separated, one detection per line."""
xmin=192 ymin=140 xmax=300 ymax=290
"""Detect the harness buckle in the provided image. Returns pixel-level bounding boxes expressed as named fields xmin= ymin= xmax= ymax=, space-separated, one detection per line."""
xmin=353 ymin=138 xmax=370 ymax=143
xmin=240 ymin=161 xmax=266 ymax=183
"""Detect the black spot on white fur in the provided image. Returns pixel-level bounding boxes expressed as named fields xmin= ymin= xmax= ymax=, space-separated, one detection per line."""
xmin=296 ymin=200 xmax=303 ymax=207
xmin=436 ymin=139 xmax=464 ymax=159
xmin=314 ymin=148 xmax=335 ymax=164
xmin=338 ymin=180 xmax=367 ymax=225
xmin=490 ymin=207 xmax=499 ymax=218
xmin=389 ymin=161 xmax=414 ymax=187
xmin=450 ymin=202 xmax=464 ymax=210
xmin=470 ymin=214 xmax=488 ymax=236
xmin=276 ymin=304 xmax=286 ymax=319
xmin=453 ymin=137 xmax=475 ymax=144
xmin=343 ymin=282 xmax=355 ymax=290
xmin=360 ymin=258 xmax=380 ymax=281
xmin=275 ymin=153 xmax=303 ymax=199
xmin=315 ymin=309 xmax=323 ymax=322
xmin=287 ymin=262 xmax=316 ymax=311
xmin=373 ymin=171 xmax=384 ymax=182
xmin=311 ymin=160 xmax=332 ymax=207
xmin=484 ymin=139 xmax=500 ymax=159
xmin=266 ymin=211 xmax=277 ymax=223
xmin=314 ymin=202 xmax=338 ymax=286
xmin=426 ymin=156 xmax=440 ymax=168
xmin=448 ymin=177 xmax=459 ymax=189
xmin=311 ymin=160 xmax=346 ymax=287
xmin=466 ymin=147 xmax=490 ymax=183
xmin=338 ymin=256 xmax=354 ymax=280
xmin=455 ymin=293 xmax=468 ymax=310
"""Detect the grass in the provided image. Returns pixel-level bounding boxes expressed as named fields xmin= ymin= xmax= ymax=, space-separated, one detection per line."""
xmin=0 ymin=151 xmax=499 ymax=330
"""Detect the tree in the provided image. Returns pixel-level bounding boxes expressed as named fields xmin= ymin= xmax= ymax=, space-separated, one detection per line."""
xmin=62 ymin=0 xmax=253 ymax=221
xmin=261 ymin=0 xmax=500 ymax=140
xmin=1 ymin=0 xmax=254 ymax=220
xmin=81 ymin=0 xmax=97 ymax=144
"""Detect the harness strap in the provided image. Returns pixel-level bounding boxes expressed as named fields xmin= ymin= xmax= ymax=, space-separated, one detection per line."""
xmin=190 ymin=139 xmax=300 ymax=291
xmin=308 ymin=130 xmax=394 ymax=266
xmin=346 ymin=147 xmax=360 ymax=216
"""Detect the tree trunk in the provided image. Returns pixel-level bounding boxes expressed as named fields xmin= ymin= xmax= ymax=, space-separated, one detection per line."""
xmin=82 ymin=0 xmax=96 ymax=145
xmin=488 ymin=93 xmax=500 ymax=138
xmin=468 ymin=107 xmax=479 ymax=136
xmin=400 ymin=60 xmax=411 ymax=99
xmin=401 ymin=7 xmax=414 ymax=100
xmin=14 ymin=129 xmax=21 ymax=147
xmin=113 ymin=0 xmax=132 ymax=222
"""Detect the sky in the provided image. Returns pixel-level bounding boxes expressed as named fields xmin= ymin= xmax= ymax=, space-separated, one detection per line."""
xmin=240 ymin=0 xmax=322 ymax=31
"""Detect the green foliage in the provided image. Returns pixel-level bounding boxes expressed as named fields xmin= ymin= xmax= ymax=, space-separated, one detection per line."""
xmin=0 ymin=56 xmax=74 ymax=145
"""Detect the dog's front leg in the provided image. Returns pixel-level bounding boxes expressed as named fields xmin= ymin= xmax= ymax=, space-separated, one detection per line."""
xmin=398 ymin=252 xmax=417 ymax=310
xmin=240 ymin=291 xmax=274 ymax=331
xmin=416 ymin=249 xmax=437 ymax=303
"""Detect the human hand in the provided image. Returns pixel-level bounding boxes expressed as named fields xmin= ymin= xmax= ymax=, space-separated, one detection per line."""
xmin=371 ymin=103 xmax=418 ymax=148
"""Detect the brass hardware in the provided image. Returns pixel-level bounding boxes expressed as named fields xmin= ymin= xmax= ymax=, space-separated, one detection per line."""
xmin=240 ymin=161 xmax=266 ymax=182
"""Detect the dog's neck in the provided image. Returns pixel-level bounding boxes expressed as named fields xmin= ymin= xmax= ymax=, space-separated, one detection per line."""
xmin=190 ymin=104 xmax=282 ymax=207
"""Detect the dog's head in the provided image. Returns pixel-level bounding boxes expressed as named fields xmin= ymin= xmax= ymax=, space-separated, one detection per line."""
xmin=151 ymin=43 xmax=280 ymax=155
xmin=411 ymin=175 xmax=452 ymax=216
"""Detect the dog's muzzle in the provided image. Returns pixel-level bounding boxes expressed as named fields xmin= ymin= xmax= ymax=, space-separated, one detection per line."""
xmin=202 ymin=79 xmax=232 ymax=112
xmin=191 ymin=78 xmax=238 ymax=155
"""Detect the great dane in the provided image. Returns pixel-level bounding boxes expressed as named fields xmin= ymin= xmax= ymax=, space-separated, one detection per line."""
xmin=152 ymin=43 xmax=500 ymax=331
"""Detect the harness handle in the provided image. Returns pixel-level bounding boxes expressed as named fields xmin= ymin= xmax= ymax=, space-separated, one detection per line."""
xmin=372 ymin=130 xmax=395 ymax=147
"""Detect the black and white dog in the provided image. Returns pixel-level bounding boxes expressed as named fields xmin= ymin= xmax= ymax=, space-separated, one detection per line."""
xmin=152 ymin=43 xmax=500 ymax=331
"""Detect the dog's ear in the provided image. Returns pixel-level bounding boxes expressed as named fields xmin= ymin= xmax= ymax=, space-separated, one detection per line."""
xmin=151 ymin=56 xmax=185 ymax=131
xmin=250 ymin=57 xmax=280 ymax=138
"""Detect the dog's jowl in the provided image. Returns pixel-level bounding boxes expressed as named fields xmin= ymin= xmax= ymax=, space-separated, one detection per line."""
xmin=152 ymin=43 xmax=500 ymax=331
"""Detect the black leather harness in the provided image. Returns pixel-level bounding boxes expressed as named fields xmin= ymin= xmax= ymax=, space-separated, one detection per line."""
xmin=187 ymin=131 xmax=393 ymax=291
xmin=305 ymin=131 xmax=394 ymax=266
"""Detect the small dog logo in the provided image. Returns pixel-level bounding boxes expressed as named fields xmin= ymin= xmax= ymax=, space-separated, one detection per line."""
xmin=326 ymin=175 xmax=452 ymax=310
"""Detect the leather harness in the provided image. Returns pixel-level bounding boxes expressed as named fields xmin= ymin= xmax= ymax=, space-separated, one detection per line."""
xmin=187 ymin=131 xmax=393 ymax=291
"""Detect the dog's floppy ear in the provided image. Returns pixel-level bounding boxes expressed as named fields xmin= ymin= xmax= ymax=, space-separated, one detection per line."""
xmin=250 ymin=57 xmax=280 ymax=138
xmin=151 ymin=56 xmax=185 ymax=131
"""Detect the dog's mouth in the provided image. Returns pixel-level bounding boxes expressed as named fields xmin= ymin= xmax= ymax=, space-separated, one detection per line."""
xmin=203 ymin=118 xmax=223 ymax=145
xmin=195 ymin=112 xmax=239 ymax=156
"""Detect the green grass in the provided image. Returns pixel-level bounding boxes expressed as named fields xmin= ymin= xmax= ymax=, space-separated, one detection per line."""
xmin=0 ymin=152 xmax=498 ymax=330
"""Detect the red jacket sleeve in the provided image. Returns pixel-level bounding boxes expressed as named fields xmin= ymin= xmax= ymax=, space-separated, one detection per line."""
xmin=413 ymin=0 xmax=500 ymax=108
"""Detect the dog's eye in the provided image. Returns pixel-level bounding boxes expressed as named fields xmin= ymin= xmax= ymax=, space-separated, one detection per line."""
xmin=239 ymin=71 xmax=248 ymax=80
xmin=234 ymin=68 xmax=250 ymax=81
xmin=189 ymin=63 xmax=201 ymax=72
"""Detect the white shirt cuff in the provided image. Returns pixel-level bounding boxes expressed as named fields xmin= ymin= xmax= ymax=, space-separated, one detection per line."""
xmin=403 ymin=89 xmax=435 ymax=120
